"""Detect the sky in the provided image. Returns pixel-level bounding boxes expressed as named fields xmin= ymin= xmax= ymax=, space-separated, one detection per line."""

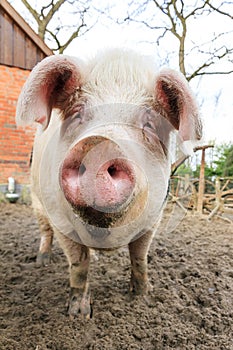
xmin=9 ymin=0 xmax=233 ymax=145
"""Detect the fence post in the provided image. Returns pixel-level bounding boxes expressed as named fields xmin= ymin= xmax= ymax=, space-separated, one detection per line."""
xmin=215 ymin=177 xmax=222 ymax=207
xmin=197 ymin=147 xmax=206 ymax=214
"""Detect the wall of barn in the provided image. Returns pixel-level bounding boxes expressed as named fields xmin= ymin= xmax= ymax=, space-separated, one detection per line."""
xmin=0 ymin=64 xmax=35 ymax=187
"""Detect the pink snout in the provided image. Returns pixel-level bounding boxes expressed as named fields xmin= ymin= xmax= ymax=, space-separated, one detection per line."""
xmin=60 ymin=136 xmax=136 ymax=212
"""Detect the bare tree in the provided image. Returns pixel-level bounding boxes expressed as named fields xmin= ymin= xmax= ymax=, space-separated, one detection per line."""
xmin=120 ymin=0 xmax=233 ymax=80
xmin=10 ymin=0 xmax=97 ymax=53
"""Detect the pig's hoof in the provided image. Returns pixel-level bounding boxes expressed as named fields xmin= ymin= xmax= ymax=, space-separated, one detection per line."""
xmin=68 ymin=289 xmax=92 ymax=319
xmin=36 ymin=251 xmax=52 ymax=267
xmin=130 ymin=278 xmax=149 ymax=295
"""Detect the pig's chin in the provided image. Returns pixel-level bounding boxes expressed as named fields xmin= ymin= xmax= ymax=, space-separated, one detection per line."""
xmin=66 ymin=187 xmax=135 ymax=229
xmin=70 ymin=203 xmax=131 ymax=229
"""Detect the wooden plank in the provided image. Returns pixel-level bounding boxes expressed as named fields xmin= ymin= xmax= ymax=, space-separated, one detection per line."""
xmin=25 ymin=37 xmax=39 ymax=69
xmin=36 ymin=49 xmax=46 ymax=64
xmin=197 ymin=148 xmax=206 ymax=214
xmin=25 ymin=36 xmax=34 ymax=69
xmin=13 ymin=23 xmax=26 ymax=68
xmin=1 ymin=12 xmax=13 ymax=66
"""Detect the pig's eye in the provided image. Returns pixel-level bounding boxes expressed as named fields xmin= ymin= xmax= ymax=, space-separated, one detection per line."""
xmin=143 ymin=121 xmax=155 ymax=130
xmin=143 ymin=117 xmax=157 ymax=133
xmin=142 ymin=113 xmax=160 ymax=146
xmin=69 ymin=112 xmax=84 ymax=128
xmin=141 ymin=108 xmax=157 ymax=132
xmin=61 ymin=111 xmax=84 ymax=137
xmin=72 ymin=113 xmax=82 ymax=122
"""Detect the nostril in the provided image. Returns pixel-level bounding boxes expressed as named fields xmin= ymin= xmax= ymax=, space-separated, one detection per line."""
xmin=108 ymin=165 xmax=117 ymax=178
xmin=78 ymin=163 xmax=86 ymax=176
xmin=107 ymin=162 xmax=134 ymax=184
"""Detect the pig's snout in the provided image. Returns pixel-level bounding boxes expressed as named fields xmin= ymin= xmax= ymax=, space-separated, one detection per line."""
xmin=60 ymin=136 xmax=136 ymax=213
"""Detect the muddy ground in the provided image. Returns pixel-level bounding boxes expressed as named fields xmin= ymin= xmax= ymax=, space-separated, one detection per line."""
xmin=0 ymin=202 xmax=232 ymax=350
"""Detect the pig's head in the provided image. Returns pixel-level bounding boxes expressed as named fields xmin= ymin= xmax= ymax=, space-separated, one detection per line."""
xmin=16 ymin=50 xmax=202 ymax=248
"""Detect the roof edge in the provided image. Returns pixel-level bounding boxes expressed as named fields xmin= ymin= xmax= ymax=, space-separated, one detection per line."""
xmin=0 ymin=0 xmax=53 ymax=56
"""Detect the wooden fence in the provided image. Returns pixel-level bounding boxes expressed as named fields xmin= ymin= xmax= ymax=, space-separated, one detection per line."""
xmin=169 ymin=175 xmax=233 ymax=222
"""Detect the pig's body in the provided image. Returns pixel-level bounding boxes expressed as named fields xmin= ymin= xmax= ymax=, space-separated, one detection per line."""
xmin=16 ymin=49 xmax=201 ymax=317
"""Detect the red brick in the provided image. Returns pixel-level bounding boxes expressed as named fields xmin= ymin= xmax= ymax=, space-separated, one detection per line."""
xmin=0 ymin=65 xmax=34 ymax=184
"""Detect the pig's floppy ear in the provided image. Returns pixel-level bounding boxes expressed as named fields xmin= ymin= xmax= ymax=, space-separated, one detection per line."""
xmin=16 ymin=55 xmax=83 ymax=129
xmin=154 ymin=69 xmax=202 ymax=142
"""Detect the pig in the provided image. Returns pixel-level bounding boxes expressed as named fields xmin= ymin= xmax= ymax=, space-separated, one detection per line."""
xmin=16 ymin=49 xmax=202 ymax=318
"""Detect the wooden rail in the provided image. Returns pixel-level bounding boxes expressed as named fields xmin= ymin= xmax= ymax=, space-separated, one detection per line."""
xmin=169 ymin=175 xmax=233 ymax=222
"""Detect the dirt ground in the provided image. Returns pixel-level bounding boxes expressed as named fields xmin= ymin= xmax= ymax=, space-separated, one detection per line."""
xmin=0 ymin=202 xmax=233 ymax=350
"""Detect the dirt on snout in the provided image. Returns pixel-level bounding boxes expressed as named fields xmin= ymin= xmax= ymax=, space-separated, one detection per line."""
xmin=0 ymin=202 xmax=233 ymax=350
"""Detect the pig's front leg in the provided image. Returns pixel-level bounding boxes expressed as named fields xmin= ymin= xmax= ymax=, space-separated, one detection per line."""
xmin=128 ymin=230 xmax=153 ymax=294
xmin=55 ymin=231 xmax=91 ymax=318
xmin=36 ymin=213 xmax=54 ymax=266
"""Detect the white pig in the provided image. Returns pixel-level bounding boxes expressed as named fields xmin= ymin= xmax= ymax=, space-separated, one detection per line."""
xmin=16 ymin=49 xmax=201 ymax=318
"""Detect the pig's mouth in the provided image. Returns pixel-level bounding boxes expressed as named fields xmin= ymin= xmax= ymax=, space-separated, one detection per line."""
xmin=71 ymin=203 xmax=133 ymax=228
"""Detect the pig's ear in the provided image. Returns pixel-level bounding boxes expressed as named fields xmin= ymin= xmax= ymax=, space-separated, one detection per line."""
xmin=16 ymin=55 xmax=83 ymax=129
xmin=154 ymin=69 xmax=202 ymax=142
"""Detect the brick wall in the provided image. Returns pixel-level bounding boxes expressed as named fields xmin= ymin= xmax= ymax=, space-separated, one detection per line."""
xmin=0 ymin=65 xmax=36 ymax=185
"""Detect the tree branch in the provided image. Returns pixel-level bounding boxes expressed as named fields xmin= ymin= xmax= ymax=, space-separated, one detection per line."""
xmin=20 ymin=0 xmax=40 ymax=23
xmin=45 ymin=6 xmax=96 ymax=53
xmin=207 ymin=1 xmax=233 ymax=19
xmin=20 ymin=0 xmax=66 ymax=39
xmin=172 ymin=0 xmax=187 ymax=75
xmin=42 ymin=0 xmax=65 ymax=27
xmin=187 ymin=45 xmax=233 ymax=80
xmin=185 ymin=0 xmax=209 ymax=19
